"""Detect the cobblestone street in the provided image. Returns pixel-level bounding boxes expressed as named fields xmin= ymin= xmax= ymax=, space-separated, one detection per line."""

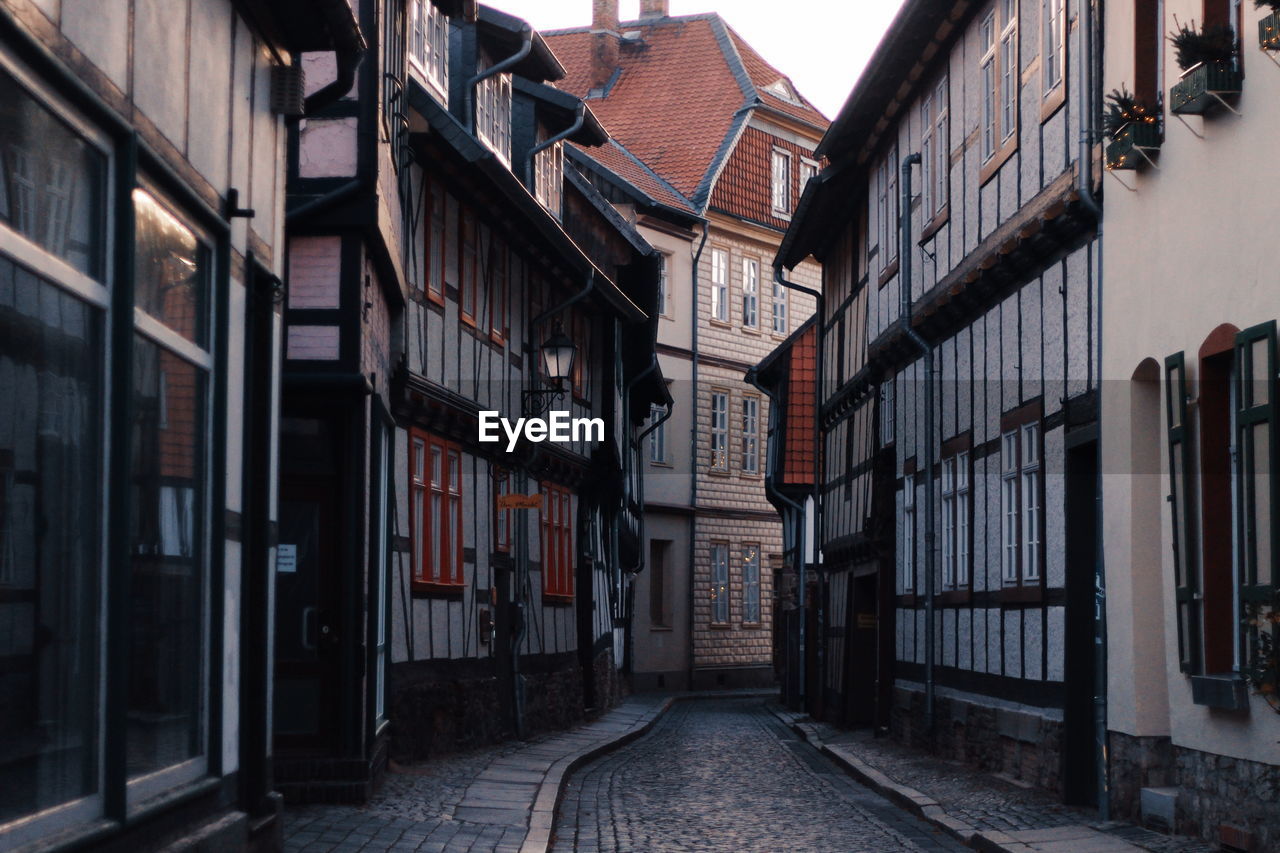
xmin=552 ymin=698 xmax=967 ymax=852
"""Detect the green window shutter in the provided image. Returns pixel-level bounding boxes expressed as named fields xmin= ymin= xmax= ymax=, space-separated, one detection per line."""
xmin=1234 ymin=322 xmax=1278 ymax=668
xmin=1165 ymin=351 xmax=1201 ymax=674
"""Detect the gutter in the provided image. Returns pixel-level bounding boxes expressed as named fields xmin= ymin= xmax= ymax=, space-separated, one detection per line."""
xmin=899 ymin=152 xmax=937 ymax=739
xmin=466 ymin=23 xmax=533 ymax=135
xmin=772 ymin=264 xmax=822 ymax=709
xmin=304 ymin=0 xmax=368 ymax=115
xmin=526 ymin=102 xmax=585 ymax=188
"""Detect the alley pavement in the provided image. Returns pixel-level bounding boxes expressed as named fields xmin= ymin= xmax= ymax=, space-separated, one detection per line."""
xmin=552 ymin=698 xmax=968 ymax=852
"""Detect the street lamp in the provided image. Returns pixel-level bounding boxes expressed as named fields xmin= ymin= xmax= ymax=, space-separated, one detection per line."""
xmin=523 ymin=322 xmax=578 ymax=416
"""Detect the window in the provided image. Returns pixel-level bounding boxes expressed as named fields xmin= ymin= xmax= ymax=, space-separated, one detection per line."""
xmin=920 ymin=77 xmax=949 ymax=222
xmin=427 ymin=177 xmax=446 ymax=303
xmin=742 ymin=396 xmax=760 ymax=474
xmin=476 ymin=67 xmax=512 ymax=165
xmin=903 ymin=478 xmax=916 ymax=592
xmin=534 ymin=140 xmax=563 ymax=219
xmin=1001 ymin=416 xmax=1042 ymax=586
xmin=656 ymin=252 xmax=669 ymax=316
xmin=710 ymin=391 xmax=729 ymax=471
xmin=649 ymin=404 xmax=667 ymax=464
xmin=710 ymin=543 xmax=730 ymax=624
xmin=710 ymin=248 xmax=728 ymax=322
xmin=460 ymin=208 xmax=477 ymax=325
xmin=1165 ymin=352 xmax=1201 ymax=673
xmin=981 ymin=1 xmax=1018 ymax=165
xmin=541 ymin=482 xmax=574 ymax=599
xmin=1042 ymin=0 xmax=1066 ymax=95
xmin=771 ymin=148 xmax=792 ymax=216
xmin=799 ymin=157 xmax=819 ymax=189
xmin=650 ymin=539 xmax=670 ymax=627
xmin=942 ymin=448 xmax=972 ymax=589
xmin=772 ymin=279 xmax=788 ymax=334
xmin=1134 ymin=0 xmax=1163 ymax=112
xmin=881 ymin=378 xmax=895 ymax=445
xmin=743 ymin=544 xmax=761 ymax=623
xmin=871 ymin=143 xmax=899 ymax=278
xmin=485 ymin=233 xmax=508 ymax=345
xmin=742 ymin=258 xmax=759 ymax=328
xmin=494 ymin=468 xmax=511 ymax=553
xmin=410 ymin=0 xmax=449 ymax=100
xmin=410 ymin=432 xmax=464 ymax=587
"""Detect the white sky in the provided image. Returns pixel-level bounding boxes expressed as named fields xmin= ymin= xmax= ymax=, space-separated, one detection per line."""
xmin=487 ymin=0 xmax=908 ymax=120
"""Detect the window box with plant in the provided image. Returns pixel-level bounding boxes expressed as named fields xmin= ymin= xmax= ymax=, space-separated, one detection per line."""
xmin=1169 ymin=21 xmax=1242 ymax=115
xmin=1104 ymin=88 xmax=1162 ymax=170
xmin=1258 ymin=0 xmax=1280 ymax=51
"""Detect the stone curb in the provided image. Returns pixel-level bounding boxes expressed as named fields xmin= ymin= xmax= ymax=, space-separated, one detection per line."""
xmin=520 ymin=689 xmax=779 ymax=853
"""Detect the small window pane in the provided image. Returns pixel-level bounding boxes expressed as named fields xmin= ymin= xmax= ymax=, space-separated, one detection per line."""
xmin=134 ymin=189 xmax=209 ymax=347
xmin=1252 ymin=423 xmax=1272 ymax=587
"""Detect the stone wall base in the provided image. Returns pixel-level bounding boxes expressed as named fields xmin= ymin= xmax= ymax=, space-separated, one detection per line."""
xmin=690 ymin=665 xmax=775 ymax=691
xmin=1106 ymin=731 xmax=1174 ymax=825
xmin=1172 ymin=744 xmax=1279 ymax=852
xmin=890 ymin=684 xmax=1064 ymax=795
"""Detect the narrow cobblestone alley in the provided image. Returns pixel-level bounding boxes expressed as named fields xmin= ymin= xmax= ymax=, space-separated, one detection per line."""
xmin=552 ymin=699 xmax=967 ymax=852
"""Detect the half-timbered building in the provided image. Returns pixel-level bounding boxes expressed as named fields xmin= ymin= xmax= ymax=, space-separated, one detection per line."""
xmin=774 ymin=0 xmax=1103 ymax=804
xmin=545 ymin=0 xmax=827 ymax=690
xmin=0 ymin=0 xmax=360 ymax=849
xmin=1101 ymin=1 xmax=1280 ymax=847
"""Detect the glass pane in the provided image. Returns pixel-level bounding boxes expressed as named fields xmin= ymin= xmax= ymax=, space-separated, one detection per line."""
xmin=128 ymin=335 xmax=206 ymax=777
xmin=0 ymin=260 xmax=102 ymax=821
xmin=413 ymin=439 xmax=424 ymax=481
xmin=1169 ymin=365 xmax=1183 ymax=428
xmin=134 ymin=189 xmax=208 ymax=347
xmin=1252 ymin=423 xmax=1272 ymax=586
xmin=0 ymin=71 xmax=106 ymax=279
xmin=1251 ymin=338 xmax=1269 ymax=406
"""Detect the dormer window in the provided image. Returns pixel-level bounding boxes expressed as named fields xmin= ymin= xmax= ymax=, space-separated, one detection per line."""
xmin=534 ymin=140 xmax=564 ymax=219
xmin=476 ymin=67 xmax=512 ymax=165
xmin=766 ymin=78 xmax=800 ymax=104
xmin=410 ymin=0 xmax=449 ymax=102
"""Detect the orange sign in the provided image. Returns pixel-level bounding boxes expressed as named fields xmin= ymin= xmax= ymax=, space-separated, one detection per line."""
xmin=497 ymin=493 xmax=543 ymax=510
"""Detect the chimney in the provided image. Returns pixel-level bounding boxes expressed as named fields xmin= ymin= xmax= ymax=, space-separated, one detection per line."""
xmin=638 ymin=0 xmax=668 ymax=18
xmin=591 ymin=0 xmax=619 ymax=90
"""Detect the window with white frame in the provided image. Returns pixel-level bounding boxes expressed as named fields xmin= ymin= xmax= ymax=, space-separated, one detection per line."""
xmin=742 ymin=258 xmax=759 ymax=328
xmin=710 ymin=391 xmax=729 ymax=470
xmin=880 ymin=378 xmax=895 ymax=445
xmin=772 ymin=279 xmax=788 ymax=334
xmin=942 ymin=450 xmax=971 ymax=588
xmin=742 ymin=544 xmax=761 ymax=623
xmin=1043 ymin=0 xmax=1066 ymax=96
xmin=742 ymin=396 xmax=760 ymax=474
xmin=771 ymin=148 xmax=792 ymax=216
xmin=1001 ymin=419 xmax=1042 ymax=584
xmin=656 ymin=252 xmax=669 ymax=316
xmin=799 ymin=156 xmax=819 ymax=190
xmin=475 ymin=67 xmax=512 ymax=165
xmin=903 ymin=478 xmax=916 ymax=592
xmin=410 ymin=0 xmax=449 ymax=100
xmin=920 ymin=77 xmax=949 ymax=221
xmin=649 ymin=404 xmax=667 ymax=464
xmin=534 ymin=140 xmax=563 ymax=218
xmin=981 ymin=1 xmax=1018 ymax=162
xmin=871 ymin=144 xmax=899 ymax=274
xmin=711 ymin=543 xmax=730 ymax=623
xmin=710 ymin=248 xmax=728 ymax=322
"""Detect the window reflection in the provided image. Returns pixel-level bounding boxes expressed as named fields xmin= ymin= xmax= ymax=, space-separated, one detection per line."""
xmin=0 ymin=69 xmax=105 ymax=279
xmin=133 ymin=189 xmax=208 ymax=347
xmin=0 ymin=258 xmax=102 ymax=822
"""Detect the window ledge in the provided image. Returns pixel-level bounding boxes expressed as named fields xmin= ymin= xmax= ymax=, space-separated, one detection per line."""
xmin=920 ymin=206 xmax=950 ymax=244
xmin=1190 ymin=674 xmax=1250 ymax=710
xmin=412 ymin=581 xmax=466 ymax=600
xmin=876 ymin=258 xmax=900 ymax=290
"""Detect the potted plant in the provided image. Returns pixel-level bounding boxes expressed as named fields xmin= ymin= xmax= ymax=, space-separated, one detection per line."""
xmin=1258 ymin=0 xmax=1280 ymax=50
xmin=1244 ymin=601 xmax=1280 ymax=715
xmin=1169 ymin=20 xmax=1242 ymax=114
xmin=1103 ymin=87 xmax=1162 ymax=170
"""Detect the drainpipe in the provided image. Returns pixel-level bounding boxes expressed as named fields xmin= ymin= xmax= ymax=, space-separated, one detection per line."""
xmin=899 ymin=152 xmax=936 ymax=739
xmin=773 ymin=265 xmax=822 ymax=709
xmin=304 ymin=0 xmax=368 ymax=115
xmin=687 ymin=220 xmax=709 ymax=690
xmin=466 ymin=24 xmax=533 ymax=135
xmin=527 ymin=103 xmax=584 ymax=188
xmin=1079 ymin=0 xmax=1109 ymax=821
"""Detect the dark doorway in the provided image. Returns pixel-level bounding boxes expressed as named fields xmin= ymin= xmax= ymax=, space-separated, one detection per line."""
xmin=274 ymin=415 xmax=345 ymax=751
xmin=848 ymin=568 xmax=879 ymax=726
xmin=1063 ymin=438 xmax=1099 ymax=805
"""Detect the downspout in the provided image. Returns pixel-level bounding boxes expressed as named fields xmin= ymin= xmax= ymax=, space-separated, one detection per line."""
xmin=687 ymin=221 xmax=709 ymax=689
xmin=1079 ymin=0 xmax=1109 ymax=820
xmin=466 ymin=24 xmax=533 ymax=135
xmin=303 ymin=0 xmax=368 ymax=116
xmin=899 ymin=152 xmax=937 ymax=739
xmin=747 ymin=368 xmax=806 ymax=706
xmin=527 ymin=102 xmax=584 ymax=187
xmin=773 ymin=265 xmax=822 ymax=709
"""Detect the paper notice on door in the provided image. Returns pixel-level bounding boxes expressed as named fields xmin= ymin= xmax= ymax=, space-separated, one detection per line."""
xmin=277 ymin=543 xmax=298 ymax=573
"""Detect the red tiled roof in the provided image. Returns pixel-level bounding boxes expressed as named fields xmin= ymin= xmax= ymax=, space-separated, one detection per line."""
xmin=723 ymin=26 xmax=827 ymax=129
xmin=570 ymin=139 xmax=696 ymax=214
xmin=782 ymin=324 xmax=818 ymax=486
xmin=544 ymin=13 xmax=826 ymax=212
